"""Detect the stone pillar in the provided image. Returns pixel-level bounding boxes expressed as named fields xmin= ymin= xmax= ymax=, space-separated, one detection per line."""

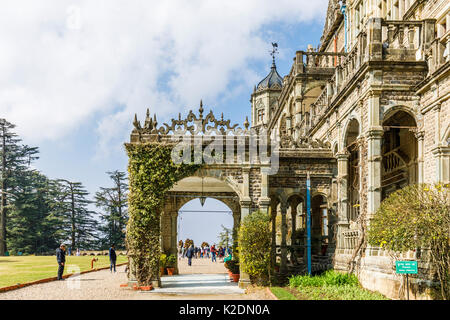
xmin=367 ymin=18 xmax=382 ymax=61
xmin=295 ymin=98 xmax=303 ymax=138
xmin=415 ymin=131 xmax=425 ymax=184
xmin=170 ymin=212 xmax=179 ymax=274
xmin=232 ymin=209 xmax=240 ymax=257
xmin=434 ymin=104 xmax=441 ymax=147
xmin=279 ymin=201 xmax=288 ymax=274
xmin=259 ymin=168 xmax=271 ymax=213
xmin=367 ymin=129 xmax=384 ymax=217
xmin=431 ymin=105 xmax=450 ymax=183
xmin=336 ymin=140 xmax=350 ymax=252
xmin=238 ymin=201 xmax=251 ymax=289
xmin=337 ymin=152 xmax=350 ymax=224
xmin=433 ymin=146 xmax=450 ymax=183
xmin=367 ymin=91 xmax=384 ymax=217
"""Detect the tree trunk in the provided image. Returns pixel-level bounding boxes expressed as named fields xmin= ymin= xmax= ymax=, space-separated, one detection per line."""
xmin=70 ymin=183 xmax=76 ymax=251
xmin=0 ymin=130 xmax=7 ymax=255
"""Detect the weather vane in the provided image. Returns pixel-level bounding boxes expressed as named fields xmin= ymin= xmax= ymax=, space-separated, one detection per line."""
xmin=270 ymin=42 xmax=278 ymax=64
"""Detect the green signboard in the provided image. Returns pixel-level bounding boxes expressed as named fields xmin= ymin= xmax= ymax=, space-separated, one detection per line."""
xmin=396 ymin=261 xmax=418 ymax=274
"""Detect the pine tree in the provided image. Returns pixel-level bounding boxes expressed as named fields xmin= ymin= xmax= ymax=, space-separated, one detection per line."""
xmin=7 ymin=171 xmax=61 ymax=254
xmin=0 ymin=119 xmax=39 ymax=255
xmin=218 ymin=224 xmax=232 ymax=248
xmin=95 ymin=171 xmax=128 ymax=249
xmin=52 ymin=179 xmax=99 ymax=251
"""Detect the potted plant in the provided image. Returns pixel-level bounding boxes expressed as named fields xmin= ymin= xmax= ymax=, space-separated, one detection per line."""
xmin=226 ymin=260 xmax=240 ymax=282
xmin=160 ymin=253 xmax=167 ymax=276
xmin=166 ymin=254 xmax=177 ymax=275
xmin=224 ymin=260 xmax=233 ymax=279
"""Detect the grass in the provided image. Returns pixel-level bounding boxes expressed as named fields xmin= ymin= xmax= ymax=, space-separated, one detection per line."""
xmin=0 ymin=255 xmax=128 ymax=288
xmin=270 ymin=270 xmax=389 ymax=300
xmin=270 ymin=287 xmax=299 ymax=300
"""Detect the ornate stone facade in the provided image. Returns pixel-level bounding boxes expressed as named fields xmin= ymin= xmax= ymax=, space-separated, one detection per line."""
xmin=127 ymin=0 xmax=449 ymax=299
xmin=253 ymin=0 xmax=449 ymax=299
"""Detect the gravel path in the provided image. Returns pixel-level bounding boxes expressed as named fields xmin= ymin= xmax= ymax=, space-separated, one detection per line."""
xmin=0 ymin=258 xmax=274 ymax=300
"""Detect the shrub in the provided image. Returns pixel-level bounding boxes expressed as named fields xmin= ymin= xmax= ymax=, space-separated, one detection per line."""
xmin=238 ymin=210 xmax=271 ymax=285
xmin=368 ymin=183 xmax=450 ymax=299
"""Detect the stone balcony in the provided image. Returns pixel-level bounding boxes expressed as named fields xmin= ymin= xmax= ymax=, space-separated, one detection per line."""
xmin=297 ymin=17 xmax=445 ymax=135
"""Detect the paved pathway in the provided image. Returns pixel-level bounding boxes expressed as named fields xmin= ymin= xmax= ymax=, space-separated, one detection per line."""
xmin=0 ymin=257 xmax=274 ymax=300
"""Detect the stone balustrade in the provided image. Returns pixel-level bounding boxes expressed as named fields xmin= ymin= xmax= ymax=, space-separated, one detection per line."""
xmin=295 ymin=50 xmax=347 ymax=74
xmin=338 ymin=230 xmax=360 ymax=252
xmin=381 ymin=20 xmax=424 ymax=51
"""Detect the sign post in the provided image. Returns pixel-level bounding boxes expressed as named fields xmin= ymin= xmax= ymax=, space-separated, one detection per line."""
xmin=395 ymin=260 xmax=418 ymax=300
xmin=306 ymin=172 xmax=311 ymax=275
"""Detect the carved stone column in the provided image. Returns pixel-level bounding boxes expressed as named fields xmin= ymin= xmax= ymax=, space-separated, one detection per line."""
xmin=280 ymin=201 xmax=288 ymax=274
xmin=415 ymin=130 xmax=425 ymax=184
xmin=232 ymin=208 xmax=240 ymax=257
xmin=270 ymin=200 xmax=278 ymax=277
xmin=241 ymin=167 xmax=251 ymax=216
xmin=238 ymin=201 xmax=251 ymax=289
xmin=259 ymin=168 xmax=271 ymax=213
xmin=336 ymin=152 xmax=349 ymax=252
xmin=367 ymin=91 xmax=383 ymax=218
xmin=336 ymin=152 xmax=350 ymax=224
xmin=170 ymin=212 xmax=179 ymax=274
xmin=367 ymin=18 xmax=382 ymax=61
xmin=367 ymin=129 xmax=384 ymax=217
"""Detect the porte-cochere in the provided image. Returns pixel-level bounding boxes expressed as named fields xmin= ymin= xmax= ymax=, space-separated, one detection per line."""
xmin=125 ymin=103 xmax=336 ymax=288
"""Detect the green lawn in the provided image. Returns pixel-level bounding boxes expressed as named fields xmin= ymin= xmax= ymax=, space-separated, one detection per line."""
xmin=270 ymin=270 xmax=389 ymax=300
xmin=0 ymin=255 xmax=128 ymax=288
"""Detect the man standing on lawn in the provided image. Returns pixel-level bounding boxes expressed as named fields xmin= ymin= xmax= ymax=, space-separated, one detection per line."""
xmin=109 ymin=244 xmax=117 ymax=273
xmin=56 ymin=244 xmax=66 ymax=280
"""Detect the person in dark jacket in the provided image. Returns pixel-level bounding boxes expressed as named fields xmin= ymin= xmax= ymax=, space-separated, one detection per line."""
xmin=109 ymin=244 xmax=117 ymax=273
xmin=186 ymin=244 xmax=194 ymax=266
xmin=56 ymin=244 xmax=66 ymax=280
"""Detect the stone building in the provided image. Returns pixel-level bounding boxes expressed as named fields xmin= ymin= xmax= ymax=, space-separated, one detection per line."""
xmin=251 ymin=0 xmax=449 ymax=299
xmin=128 ymin=0 xmax=449 ymax=299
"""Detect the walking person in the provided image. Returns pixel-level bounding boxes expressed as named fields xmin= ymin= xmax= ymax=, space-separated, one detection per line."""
xmin=186 ymin=244 xmax=194 ymax=266
xmin=211 ymin=244 xmax=217 ymax=262
xmin=56 ymin=244 xmax=66 ymax=280
xmin=109 ymin=244 xmax=117 ymax=273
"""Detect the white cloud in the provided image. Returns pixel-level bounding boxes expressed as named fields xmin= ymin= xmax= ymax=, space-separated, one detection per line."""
xmin=0 ymin=0 xmax=326 ymax=155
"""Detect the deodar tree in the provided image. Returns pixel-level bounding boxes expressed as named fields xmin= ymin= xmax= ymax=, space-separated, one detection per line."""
xmin=368 ymin=184 xmax=450 ymax=299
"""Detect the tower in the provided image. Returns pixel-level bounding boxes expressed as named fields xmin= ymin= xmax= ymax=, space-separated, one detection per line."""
xmin=251 ymin=43 xmax=283 ymax=129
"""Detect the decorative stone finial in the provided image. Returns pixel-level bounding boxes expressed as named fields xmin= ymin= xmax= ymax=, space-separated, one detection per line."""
xmin=199 ymin=99 xmax=204 ymax=118
xmin=244 ymin=116 xmax=249 ymax=130
xmin=133 ymin=113 xmax=141 ymax=130
xmin=153 ymin=114 xmax=158 ymax=128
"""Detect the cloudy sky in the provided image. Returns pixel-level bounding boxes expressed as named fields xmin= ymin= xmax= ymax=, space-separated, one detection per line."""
xmin=0 ymin=0 xmax=327 ymax=245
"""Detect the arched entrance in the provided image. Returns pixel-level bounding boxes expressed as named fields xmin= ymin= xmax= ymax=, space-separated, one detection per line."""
xmin=344 ymin=118 xmax=360 ymax=222
xmin=176 ymin=197 xmax=234 ymax=274
xmin=161 ymin=174 xmax=241 ymax=278
xmin=381 ymin=110 xmax=418 ymax=200
xmin=311 ymin=194 xmax=329 ymax=256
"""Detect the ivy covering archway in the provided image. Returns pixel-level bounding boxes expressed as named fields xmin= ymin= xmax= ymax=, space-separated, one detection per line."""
xmin=125 ymin=143 xmax=201 ymax=286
